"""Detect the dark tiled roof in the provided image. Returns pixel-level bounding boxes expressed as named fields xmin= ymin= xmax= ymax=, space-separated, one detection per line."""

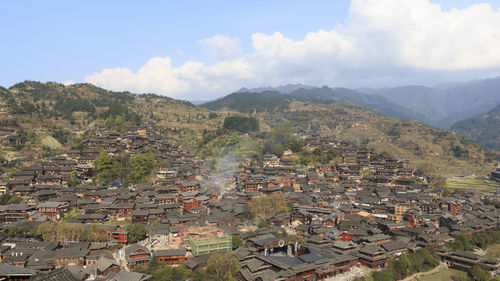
xmin=0 ymin=263 xmax=36 ymax=277
xmin=29 ymin=267 xmax=79 ymax=281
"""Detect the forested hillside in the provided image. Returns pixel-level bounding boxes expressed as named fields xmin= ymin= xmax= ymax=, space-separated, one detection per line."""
xmin=0 ymin=81 xmax=495 ymax=177
xmin=451 ymin=104 xmax=500 ymax=151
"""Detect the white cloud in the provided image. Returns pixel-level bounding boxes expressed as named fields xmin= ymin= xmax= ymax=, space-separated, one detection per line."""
xmin=63 ymin=80 xmax=74 ymax=86
xmin=85 ymin=0 xmax=500 ymax=99
xmin=198 ymin=35 xmax=242 ymax=61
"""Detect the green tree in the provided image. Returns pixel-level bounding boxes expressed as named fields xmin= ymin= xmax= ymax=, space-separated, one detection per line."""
xmin=129 ymin=153 xmax=155 ymax=183
xmin=128 ymin=223 xmax=146 ymax=243
xmin=0 ymin=193 xmax=22 ymax=205
xmin=468 ymin=265 xmax=491 ymax=281
xmin=257 ymin=219 xmax=269 ymax=228
xmin=223 ymin=116 xmax=259 ymax=133
xmin=206 ymin=252 xmax=240 ymax=281
xmin=390 ymin=253 xmax=411 ymax=279
xmin=67 ymin=171 xmax=80 ymax=188
xmin=74 ymin=142 xmax=85 ymax=151
xmin=95 ymin=151 xmax=116 ymax=184
xmin=372 ymin=271 xmax=393 ymax=281
xmin=232 ymin=235 xmax=243 ymax=249
xmin=262 ymin=123 xmax=303 ymax=157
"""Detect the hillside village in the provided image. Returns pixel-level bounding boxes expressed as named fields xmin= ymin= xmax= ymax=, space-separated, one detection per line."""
xmin=3 ymin=0 xmax=500 ymax=280
xmin=0 ymin=121 xmax=498 ymax=281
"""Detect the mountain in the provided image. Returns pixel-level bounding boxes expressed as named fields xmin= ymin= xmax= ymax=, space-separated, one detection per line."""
xmin=450 ymin=104 xmax=500 ymax=151
xmin=0 ymin=81 xmax=208 ymax=160
xmin=208 ymin=86 xmax=428 ymax=123
xmin=202 ymin=91 xmax=290 ymax=114
xmin=289 ymin=87 xmax=429 ymax=123
xmin=236 ymin=83 xmax=316 ymax=94
xmin=201 ymin=90 xmax=492 ymax=175
xmin=360 ymin=86 xmax=447 ymax=125
xmin=0 ymin=81 xmax=494 ymax=176
xmin=361 ymin=77 xmax=500 ymax=128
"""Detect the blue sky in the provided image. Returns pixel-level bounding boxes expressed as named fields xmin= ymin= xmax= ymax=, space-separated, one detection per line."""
xmin=1 ymin=0 xmax=500 ymax=99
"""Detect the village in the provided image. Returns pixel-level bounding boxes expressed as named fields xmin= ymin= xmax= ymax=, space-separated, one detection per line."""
xmin=0 ymin=122 xmax=499 ymax=281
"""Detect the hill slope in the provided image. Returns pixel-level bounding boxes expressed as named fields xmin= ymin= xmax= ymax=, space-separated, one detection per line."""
xmin=450 ymin=104 xmax=500 ymax=151
xmin=0 ymin=81 xmax=494 ymax=176
xmin=362 ymin=77 xmax=500 ymax=128
xmin=202 ymin=91 xmax=492 ymax=175
xmin=205 ymin=87 xmax=428 ymax=123
xmin=0 ymin=81 xmax=210 ymax=160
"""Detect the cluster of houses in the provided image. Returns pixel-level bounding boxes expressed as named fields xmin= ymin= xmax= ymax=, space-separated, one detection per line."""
xmin=0 ymin=125 xmax=498 ymax=281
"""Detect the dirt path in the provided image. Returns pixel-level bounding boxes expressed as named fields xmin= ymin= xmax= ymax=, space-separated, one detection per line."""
xmin=400 ymin=263 xmax=447 ymax=281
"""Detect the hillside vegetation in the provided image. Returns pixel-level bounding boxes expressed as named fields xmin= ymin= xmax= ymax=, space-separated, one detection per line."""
xmin=0 ymin=81 xmax=495 ymax=177
xmin=0 ymin=81 xmax=212 ymax=162
xmin=450 ymin=104 xmax=500 ymax=151
xmin=203 ymin=92 xmax=493 ymax=175
xmin=361 ymin=77 xmax=500 ymax=128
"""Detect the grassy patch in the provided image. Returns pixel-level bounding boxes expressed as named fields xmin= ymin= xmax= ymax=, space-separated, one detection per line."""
xmin=41 ymin=135 xmax=63 ymax=149
xmin=62 ymin=209 xmax=82 ymax=221
xmin=106 ymin=219 xmax=132 ymax=226
xmin=483 ymin=243 xmax=500 ymax=259
xmin=420 ymin=268 xmax=468 ymax=281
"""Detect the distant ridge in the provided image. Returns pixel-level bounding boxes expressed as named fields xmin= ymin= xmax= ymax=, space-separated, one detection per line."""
xmin=360 ymin=76 xmax=500 ymax=128
xmin=208 ymin=85 xmax=429 ymax=123
xmin=236 ymin=83 xmax=316 ymax=94
xmin=451 ymin=104 xmax=500 ymax=151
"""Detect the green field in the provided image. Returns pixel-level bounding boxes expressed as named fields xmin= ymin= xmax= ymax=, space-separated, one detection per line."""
xmin=419 ymin=268 xmax=468 ymax=281
xmin=446 ymin=177 xmax=500 ymax=193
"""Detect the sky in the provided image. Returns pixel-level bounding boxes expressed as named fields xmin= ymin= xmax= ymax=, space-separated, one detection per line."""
xmin=1 ymin=0 xmax=500 ymax=100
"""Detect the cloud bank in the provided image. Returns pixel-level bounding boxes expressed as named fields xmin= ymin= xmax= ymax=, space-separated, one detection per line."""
xmin=85 ymin=0 xmax=500 ymax=99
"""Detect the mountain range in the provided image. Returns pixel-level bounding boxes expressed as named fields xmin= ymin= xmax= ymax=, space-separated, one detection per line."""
xmin=0 ymin=81 xmax=494 ymax=176
xmin=450 ymin=104 xmax=500 ymax=151
xmin=217 ymin=77 xmax=500 ymax=151
xmin=233 ymin=77 xmax=500 ymax=129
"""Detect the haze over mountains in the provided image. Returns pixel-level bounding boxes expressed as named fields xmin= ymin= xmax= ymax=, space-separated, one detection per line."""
xmin=0 ymin=80 xmax=494 ymax=176
xmin=203 ymin=77 xmax=500 ymax=152
xmin=232 ymin=77 xmax=500 ymax=130
xmin=450 ymin=104 xmax=500 ymax=151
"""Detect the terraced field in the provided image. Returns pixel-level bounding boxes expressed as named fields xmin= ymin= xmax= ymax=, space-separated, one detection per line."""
xmin=446 ymin=177 xmax=500 ymax=193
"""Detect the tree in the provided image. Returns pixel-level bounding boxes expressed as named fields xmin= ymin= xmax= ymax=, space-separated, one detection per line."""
xmin=37 ymin=222 xmax=84 ymax=243
xmin=257 ymin=219 xmax=269 ymax=228
xmin=0 ymin=193 xmax=22 ymax=205
xmin=223 ymin=116 xmax=259 ymax=133
xmin=95 ymin=151 xmax=116 ymax=185
xmin=129 ymin=153 xmax=155 ymax=183
xmin=372 ymin=271 xmax=393 ymax=281
xmin=249 ymin=193 xmax=290 ymax=220
xmin=74 ymin=142 xmax=85 ymax=151
xmin=468 ymin=265 xmax=491 ymax=281
xmin=262 ymin=123 xmax=303 ymax=157
xmin=206 ymin=252 xmax=240 ymax=281
xmin=390 ymin=253 xmax=411 ymax=279
xmin=67 ymin=171 xmax=80 ymax=188
xmin=232 ymin=235 xmax=243 ymax=249
xmin=82 ymin=224 xmax=110 ymax=242
xmin=128 ymin=223 xmax=146 ymax=243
